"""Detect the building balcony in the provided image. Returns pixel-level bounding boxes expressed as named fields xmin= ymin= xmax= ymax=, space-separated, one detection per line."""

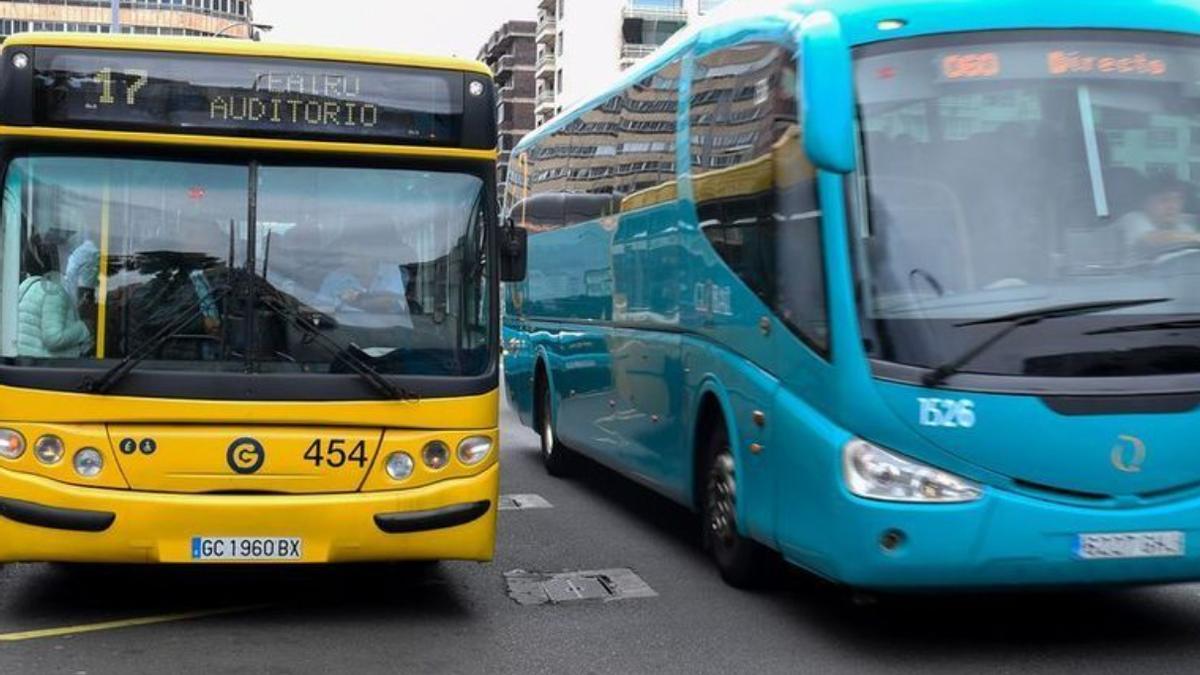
xmin=498 ymin=85 xmax=534 ymax=104
xmin=622 ymin=2 xmax=689 ymax=22
xmin=536 ymin=91 xmax=558 ymax=115
xmin=620 ymin=43 xmax=659 ymax=68
xmin=535 ymin=52 xmax=556 ymax=77
xmin=536 ymin=15 xmax=557 ymax=44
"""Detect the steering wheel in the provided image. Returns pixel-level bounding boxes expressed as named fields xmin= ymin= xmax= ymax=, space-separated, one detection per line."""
xmin=1151 ymin=242 xmax=1200 ymax=267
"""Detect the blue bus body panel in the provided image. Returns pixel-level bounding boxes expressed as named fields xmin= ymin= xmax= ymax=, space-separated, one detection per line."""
xmin=505 ymin=0 xmax=1200 ymax=589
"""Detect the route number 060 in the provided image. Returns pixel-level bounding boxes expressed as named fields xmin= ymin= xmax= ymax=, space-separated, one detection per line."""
xmin=303 ymin=439 xmax=369 ymax=469
xmin=94 ymin=68 xmax=149 ymax=106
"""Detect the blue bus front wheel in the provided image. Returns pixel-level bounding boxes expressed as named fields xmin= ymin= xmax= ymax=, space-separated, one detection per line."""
xmin=703 ymin=420 xmax=769 ymax=588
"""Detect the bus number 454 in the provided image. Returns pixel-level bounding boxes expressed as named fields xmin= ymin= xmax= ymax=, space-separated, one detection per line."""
xmin=918 ymin=398 xmax=977 ymax=429
xmin=304 ymin=439 xmax=369 ymax=468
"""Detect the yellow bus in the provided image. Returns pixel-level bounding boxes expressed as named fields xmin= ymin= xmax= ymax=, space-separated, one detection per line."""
xmin=0 ymin=33 xmax=514 ymax=565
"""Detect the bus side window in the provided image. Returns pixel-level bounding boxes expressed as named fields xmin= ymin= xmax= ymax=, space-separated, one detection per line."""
xmin=691 ymin=42 xmax=829 ymax=354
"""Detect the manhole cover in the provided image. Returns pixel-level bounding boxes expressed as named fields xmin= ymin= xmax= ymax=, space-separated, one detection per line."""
xmin=504 ymin=568 xmax=656 ymax=606
xmin=498 ymin=494 xmax=554 ymax=511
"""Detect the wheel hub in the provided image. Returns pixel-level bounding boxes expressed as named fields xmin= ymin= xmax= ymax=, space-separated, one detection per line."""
xmin=706 ymin=451 xmax=737 ymax=546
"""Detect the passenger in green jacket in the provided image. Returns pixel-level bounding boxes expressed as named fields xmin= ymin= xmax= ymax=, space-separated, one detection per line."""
xmin=16 ymin=241 xmax=94 ymax=359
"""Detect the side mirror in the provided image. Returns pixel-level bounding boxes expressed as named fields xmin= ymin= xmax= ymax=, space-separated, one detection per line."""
xmin=500 ymin=219 xmax=528 ymax=282
xmin=800 ymin=10 xmax=857 ymax=173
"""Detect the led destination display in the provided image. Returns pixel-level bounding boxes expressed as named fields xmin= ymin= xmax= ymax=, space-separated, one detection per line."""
xmin=859 ymin=39 xmax=1199 ymax=105
xmin=30 ymin=47 xmax=468 ymax=144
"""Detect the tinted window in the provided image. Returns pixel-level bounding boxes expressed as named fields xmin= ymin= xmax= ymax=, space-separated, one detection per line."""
xmin=691 ymin=43 xmax=828 ymax=352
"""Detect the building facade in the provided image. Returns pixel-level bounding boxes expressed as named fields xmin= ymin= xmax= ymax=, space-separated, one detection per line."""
xmin=0 ymin=1 xmax=259 ymax=41
xmin=477 ymin=20 xmax=537 ymax=199
xmin=534 ymin=0 xmax=731 ymax=127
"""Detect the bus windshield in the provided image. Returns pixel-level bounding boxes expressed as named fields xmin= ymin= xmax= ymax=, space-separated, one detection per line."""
xmin=853 ymin=31 xmax=1200 ymax=379
xmin=0 ymin=154 xmax=490 ymax=380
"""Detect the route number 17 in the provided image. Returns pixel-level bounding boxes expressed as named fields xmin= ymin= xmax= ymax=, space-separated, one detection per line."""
xmin=94 ymin=68 xmax=149 ymax=106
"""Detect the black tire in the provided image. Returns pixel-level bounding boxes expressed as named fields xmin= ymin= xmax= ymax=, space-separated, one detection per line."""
xmin=538 ymin=374 xmax=573 ymax=477
xmin=702 ymin=419 xmax=770 ymax=589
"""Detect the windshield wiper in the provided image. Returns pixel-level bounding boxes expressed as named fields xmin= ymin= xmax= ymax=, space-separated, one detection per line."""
xmin=247 ymin=278 xmax=407 ymax=400
xmin=84 ymin=283 xmax=231 ymax=395
xmin=922 ymin=298 xmax=1171 ymax=388
xmin=1086 ymin=318 xmax=1200 ymax=336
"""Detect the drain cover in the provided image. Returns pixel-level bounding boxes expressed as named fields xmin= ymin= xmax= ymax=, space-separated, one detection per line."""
xmin=504 ymin=568 xmax=656 ymax=606
xmin=498 ymin=494 xmax=554 ymax=511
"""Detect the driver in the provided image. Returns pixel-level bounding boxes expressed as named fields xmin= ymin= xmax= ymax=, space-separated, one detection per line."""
xmin=315 ymin=248 xmax=412 ymax=317
xmin=1119 ymin=175 xmax=1200 ymax=259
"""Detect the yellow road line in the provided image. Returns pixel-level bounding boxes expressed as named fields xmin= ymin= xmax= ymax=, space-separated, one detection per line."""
xmin=0 ymin=605 xmax=268 ymax=642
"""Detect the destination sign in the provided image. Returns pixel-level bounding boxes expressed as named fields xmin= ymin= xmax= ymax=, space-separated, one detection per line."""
xmin=30 ymin=48 xmax=468 ymax=145
xmin=858 ymin=37 xmax=1199 ymax=105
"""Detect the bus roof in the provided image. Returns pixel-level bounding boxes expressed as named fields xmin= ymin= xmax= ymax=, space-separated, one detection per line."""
xmin=516 ymin=0 xmax=1200 ymax=154
xmin=2 ymin=33 xmax=493 ymax=77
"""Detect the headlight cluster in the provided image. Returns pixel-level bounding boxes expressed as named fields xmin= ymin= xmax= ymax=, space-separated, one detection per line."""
xmin=0 ymin=429 xmax=105 ymax=479
xmin=843 ymin=439 xmax=982 ymax=504
xmin=384 ymin=436 xmax=493 ymax=482
xmin=0 ymin=429 xmax=25 ymax=460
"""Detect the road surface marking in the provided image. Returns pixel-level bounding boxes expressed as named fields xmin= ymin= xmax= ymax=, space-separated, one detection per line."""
xmin=499 ymin=494 xmax=554 ymax=511
xmin=0 ymin=605 xmax=267 ymax=642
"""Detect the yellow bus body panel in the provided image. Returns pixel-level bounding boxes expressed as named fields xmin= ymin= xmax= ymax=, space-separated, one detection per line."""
xmin=0 ymin=464 xmax=499 ymax=564
xmin=0 ymin=126 xmax=499 ymax=159
xmin=0 ymin=386 xmax=499 ymax=429
xmin=3 ymin=33 xmax=494 ymax=77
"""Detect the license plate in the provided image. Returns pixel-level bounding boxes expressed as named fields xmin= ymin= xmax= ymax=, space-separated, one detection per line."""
xmin=1074 ymin=531 xmax=1185 ymax=560
xmin=191 ymin=537 xmax=303 ymax=561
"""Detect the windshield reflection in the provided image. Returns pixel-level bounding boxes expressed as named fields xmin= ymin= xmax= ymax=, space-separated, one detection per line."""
xmin=0 ymin=156 xmax=490 ymax=379
xmin=853 ymin=33 xmax=1200 ymax=378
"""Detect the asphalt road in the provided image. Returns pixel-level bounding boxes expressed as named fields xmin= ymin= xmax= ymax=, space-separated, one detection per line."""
xmin=4 ymin=401 xmax=1200 ymax=674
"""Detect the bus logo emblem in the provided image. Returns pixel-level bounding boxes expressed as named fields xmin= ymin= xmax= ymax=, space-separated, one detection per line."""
xmin=1112 ymin=435 xmax=1147 ymax=474
xmin=227 ymin=438 xmax=266 ymax=475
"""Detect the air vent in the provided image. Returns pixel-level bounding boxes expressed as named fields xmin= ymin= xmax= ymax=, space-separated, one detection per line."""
xmin=1012 ymin=479 xmax=1111 ymax=503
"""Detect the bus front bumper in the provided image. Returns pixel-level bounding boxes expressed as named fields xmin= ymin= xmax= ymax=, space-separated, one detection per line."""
xmin=0 ymin=464 xmax=499 ymax=564
xmin=791 ymin=485 xmax=1200 ymax=591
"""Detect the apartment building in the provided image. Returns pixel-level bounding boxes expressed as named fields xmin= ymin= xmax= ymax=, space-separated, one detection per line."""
xmin=478 ymin=20 xmax=538 ymax=198
xmin=535 ymin=0 xmax=731 ymax=127
xmin=0 ymin=0 xmax=260 ymax=40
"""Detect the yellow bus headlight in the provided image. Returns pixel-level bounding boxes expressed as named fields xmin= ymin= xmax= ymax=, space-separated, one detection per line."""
xmin=73 ymin=448 xmax=104 ymax=478
xmin=457 ymin=436 xmax=493 ymax=466
xmin=34 ymin=435 xmax=65 ymax=465
xmin=385 ymin=452 xmax=415 ymax=481
xmin=422 ymin=441 xmax=450 ymax=470
xmin=0 ymin=429 xmax=26 ymax=460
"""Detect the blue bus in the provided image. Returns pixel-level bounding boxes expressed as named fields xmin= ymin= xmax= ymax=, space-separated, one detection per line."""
xmin=500 ymin=0 xmax=1200 ymax=589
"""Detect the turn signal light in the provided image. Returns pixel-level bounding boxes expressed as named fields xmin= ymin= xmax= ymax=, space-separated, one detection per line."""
xmin=34 ymin=435 xmax=65 ymax=465
xmin=457 ymin=436 xmax=493 ymax=466
xmin=422 ymin=441 xmax=450 ymax=470
xmin=0 ymin=429 xmax=25 ymax=460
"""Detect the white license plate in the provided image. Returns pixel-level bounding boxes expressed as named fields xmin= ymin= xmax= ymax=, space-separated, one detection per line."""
xmin=1075 ymin=531 xmax=1185 ymax=560
xmin=191 ymin=537 xmax=303 ymax=561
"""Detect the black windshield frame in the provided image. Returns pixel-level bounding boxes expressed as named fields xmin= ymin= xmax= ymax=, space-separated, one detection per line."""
xmin=0 ymin=139 xmax=499 ymax=401
xmin=850 ymin=29 xmax=1200 ymax=395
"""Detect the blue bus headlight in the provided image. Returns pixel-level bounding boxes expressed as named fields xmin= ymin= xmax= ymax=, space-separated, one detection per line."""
xmin=843 ymin=439 xmax=982 ymax=503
